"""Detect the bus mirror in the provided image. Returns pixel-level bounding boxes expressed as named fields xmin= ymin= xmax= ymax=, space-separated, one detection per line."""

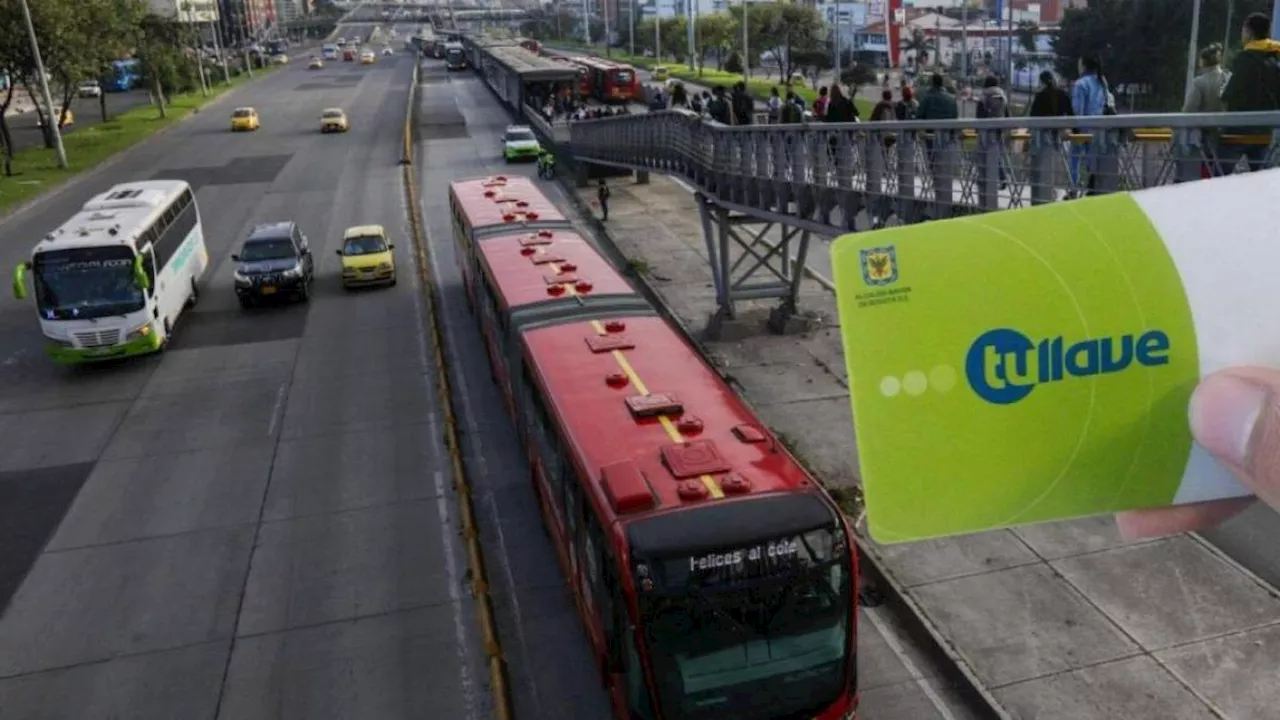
xmin=12 ymin=263 xmax=28 ymax=300
xmin=132 ymin=255 xmax=151 ymax=291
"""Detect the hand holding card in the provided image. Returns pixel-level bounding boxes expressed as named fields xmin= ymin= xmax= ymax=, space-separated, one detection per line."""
xmin=831 ymin=171 xmax=1280 ymax=543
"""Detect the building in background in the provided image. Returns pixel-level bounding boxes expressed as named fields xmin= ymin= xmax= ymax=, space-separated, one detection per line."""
xmin=148 ymin=0 xmax=221 ymax=21
xmin=275 ymin=0 xmax=314 ymax=25
xmin=218 ymin=0 xmax=278 ymax=42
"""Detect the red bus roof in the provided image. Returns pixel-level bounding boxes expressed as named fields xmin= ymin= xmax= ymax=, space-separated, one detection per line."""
xmin=479 ymin=229 xmax=637 ymax=310
xmin=450 ymin=176 xmax=567 ymax=234
xmin=524 ymin=316 xmax=820 ymax=522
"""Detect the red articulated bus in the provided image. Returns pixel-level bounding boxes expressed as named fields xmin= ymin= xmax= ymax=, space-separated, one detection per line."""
xmin=572 ymin=56 xmax=639 ymax=103
xmin=449 ymin=176 xmax=860 ymax=720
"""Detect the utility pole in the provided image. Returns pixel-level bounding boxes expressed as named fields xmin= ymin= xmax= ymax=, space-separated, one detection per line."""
xmin=20 ymin=0 xmax=66 ymax=169
xmin=583 ymin=0 xmax=590 ymax=43
xmin=210 ymin=18 xmax=229 ymax=83
xmin=655 ymin=5 xmax=662 ymax=61
xmin=959 ymin=0 xmax=968 ymax=81
xmin=1224 ymin=0 xmax=1233 ymax=51
xmin=629 ymin=0 xmax=635 ymax=56
xmin=1185 ymin=0 xmax=1202 ymax=99
xmin=833 ymin=0 xmax=840 ymax=81
xmin=741 ymin=0 xmax=749 ymax=79
xmin=686 ymin=0 xmax=695 ymax=66
xmin=605 ymin=0 xmax=612 ymax=55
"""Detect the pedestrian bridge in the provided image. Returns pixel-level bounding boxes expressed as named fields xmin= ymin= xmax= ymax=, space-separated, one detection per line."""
xmin=565 ymin=110 xmax=1280 ymax=330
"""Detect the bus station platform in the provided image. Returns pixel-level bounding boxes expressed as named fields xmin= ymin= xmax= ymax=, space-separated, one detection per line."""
xmin=573 ymin=173 xmax=1280 ymax=720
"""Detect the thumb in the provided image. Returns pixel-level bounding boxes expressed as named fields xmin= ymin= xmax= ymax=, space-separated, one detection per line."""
xmin=1190 ymin=368 xmax=1280 ymax=512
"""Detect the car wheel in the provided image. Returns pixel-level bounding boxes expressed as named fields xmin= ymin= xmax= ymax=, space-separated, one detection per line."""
xmin=239 ymin=296 xmax=253 ymax=309
xmin=159 ymin=318 xmax=173 ymax=351
xmin=298 ymin=280 xmax=310 ymax=303
xmin=185 ymin=277 xmax=200 ymax=308
xmin=389 ymin=275 xmax=397 ymax=287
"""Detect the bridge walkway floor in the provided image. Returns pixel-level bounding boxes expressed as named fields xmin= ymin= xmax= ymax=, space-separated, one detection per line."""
xmin=573 ymin=172 xmax=1280 ymax=720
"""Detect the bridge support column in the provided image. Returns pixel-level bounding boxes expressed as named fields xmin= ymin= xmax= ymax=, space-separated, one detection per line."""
xmin=697 ymin=195 xmax=814 ymax=341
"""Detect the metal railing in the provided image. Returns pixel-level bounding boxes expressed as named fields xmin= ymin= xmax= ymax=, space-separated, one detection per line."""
xmin=568 ymin=109 xmax=1280 ymax=234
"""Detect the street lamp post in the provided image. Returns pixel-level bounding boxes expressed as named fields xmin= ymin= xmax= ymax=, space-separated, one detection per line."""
xmin=630 ymin=0 xmax=635 ymax=56
xmin=210 ymin=18 xmax=230 ymax=83
xmin=656 ymin=6 xmax=662 ymax=62
xmin=19 ymin=0 xmax=66 ymax=169
xmin=741 ymin=0 xmax=749 ymax=79
xmin=1185 ymin=0 xmax=1203 ymax=99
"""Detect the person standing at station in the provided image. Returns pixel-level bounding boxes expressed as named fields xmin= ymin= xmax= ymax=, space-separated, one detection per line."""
xmin=731 ymin=82 xmax=754 ymax=125
xmin=596 ymin=179 xmax=611 ymax=222
xmin=1221 ymin=13 xmax=1280 ymax=173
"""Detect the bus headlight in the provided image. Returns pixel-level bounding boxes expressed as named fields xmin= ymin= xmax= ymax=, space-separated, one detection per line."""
xmin=126 ymin=323 xmax=153 ymax=342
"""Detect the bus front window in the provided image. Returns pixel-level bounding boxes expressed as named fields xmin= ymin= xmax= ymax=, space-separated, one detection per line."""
xmin=641 ymin=528 xmax=853 ymax=720
xmin=32 ymin=247 xmax=145 ymax=320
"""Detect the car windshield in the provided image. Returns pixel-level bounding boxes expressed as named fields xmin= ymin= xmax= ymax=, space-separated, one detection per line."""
xmin=506 ymin=130 xmax=535 ymax=143
xmin=323 ymin=110 xmax=344 ymax=118
xmin=240 ymin=238 xmax=296 ymax=262
xmin=641 ymin=526 xmax=852 ymax=720
xmin=233 ymin=109 xmax=254 ymax=118
xmin=32 ymin=246 xmax=145 ymax=321
xmin=343 ymin=234 xmax=387 ymax=255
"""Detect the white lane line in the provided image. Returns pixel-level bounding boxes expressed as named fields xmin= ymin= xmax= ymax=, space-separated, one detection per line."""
xmin=266 ymin=383 xmax=287 ymax=437
xmin=407 ymin=177 xmax=481 ymax=719
xmin=864 ymin=606 xmax=958 ymax=720
xmin=434 ymin=468 xmax=481 ymax=720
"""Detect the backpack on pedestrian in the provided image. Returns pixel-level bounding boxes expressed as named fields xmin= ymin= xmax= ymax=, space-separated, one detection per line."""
xmin=708 ymin=95 xmax=731 ymax=124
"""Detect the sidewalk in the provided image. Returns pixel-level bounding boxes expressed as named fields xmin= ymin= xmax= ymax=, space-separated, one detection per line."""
xmin=578 ymin=174 xmax=1280 ymax=720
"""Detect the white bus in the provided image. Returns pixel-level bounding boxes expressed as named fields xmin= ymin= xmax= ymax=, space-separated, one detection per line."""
xmin=11 ymin=179 xmax=209 ymax=364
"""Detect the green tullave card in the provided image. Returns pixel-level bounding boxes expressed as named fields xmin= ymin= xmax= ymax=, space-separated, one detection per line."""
xmin=830 ymin=173 xmax=1274 ymax=543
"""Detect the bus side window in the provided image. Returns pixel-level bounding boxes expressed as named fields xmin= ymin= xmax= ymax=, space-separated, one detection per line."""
xmin=523 ymin=365 xmax=566 ymax=505
xmin=584 ymin=513 xmax=614 ymax=636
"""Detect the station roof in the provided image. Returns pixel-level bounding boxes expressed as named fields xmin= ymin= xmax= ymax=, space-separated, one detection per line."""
xmin=487 ymin=45 xmax=580 ymax=81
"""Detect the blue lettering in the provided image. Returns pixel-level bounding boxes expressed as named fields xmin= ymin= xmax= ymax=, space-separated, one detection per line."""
xmin=966 ymin=328 xmax=1171 ymax=405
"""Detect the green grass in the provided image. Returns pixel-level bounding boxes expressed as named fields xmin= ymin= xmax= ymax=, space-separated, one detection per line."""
xmin=555 ymin=42 xmax=874 ymax=117
xmin=0 ymin=66 xmax=277 ymax=215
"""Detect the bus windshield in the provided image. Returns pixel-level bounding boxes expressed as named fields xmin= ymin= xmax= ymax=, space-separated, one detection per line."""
xmin=641 ymin=526 xmax=852 ymax=719
xmin=615 ymin=70 xmax=634 ymax=84
xmin=32 ymin=246 xmax=145 ymax=320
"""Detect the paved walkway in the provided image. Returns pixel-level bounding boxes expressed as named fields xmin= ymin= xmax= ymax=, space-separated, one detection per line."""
xmin=578 ymin=173 xmax=1280 ymax=720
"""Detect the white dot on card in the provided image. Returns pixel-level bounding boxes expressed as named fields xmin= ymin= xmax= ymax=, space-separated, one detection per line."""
xmin=880 ymin=376 xmax=901 ymax=397
xmin=903 ymin=371 xmax=928 ymax=396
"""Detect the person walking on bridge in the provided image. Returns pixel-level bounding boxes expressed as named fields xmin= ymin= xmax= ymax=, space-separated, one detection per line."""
xmin=1221 ymin=13 xmax=1280 ymax=173
xmin=596 ymin=179 xmax=611 ymax=222
xmin=1183 ymin=44 xmax=1229 ymax=177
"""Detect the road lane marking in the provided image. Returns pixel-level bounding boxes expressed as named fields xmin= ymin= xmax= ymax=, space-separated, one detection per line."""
xmin=864 ymin=605 xmax=958 ymax=720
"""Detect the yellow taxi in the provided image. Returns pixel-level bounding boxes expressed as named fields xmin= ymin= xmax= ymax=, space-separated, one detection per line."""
xmin=308 ymin=56 xmax=324 ymax=69
xmin=270 ymin=53 xmax=289 ymax=65
xmin=360 ymin=50 xmax=376 ymax=64
xmin=336 ymin=225 xmax=396 ymax=288
xmin=652 ymin=65 xmax=670 ymax=82
xmin=37 ymin=107 xmax=74 ymax=128
xmin=230 ymin=107 xmax=259 ymax=131
xmin=320 ymin=108 xmax=349 ymax=133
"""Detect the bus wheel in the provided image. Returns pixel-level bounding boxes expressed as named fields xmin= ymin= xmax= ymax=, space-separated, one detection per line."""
xmin=185 ymin=278 xmax=200 ymax=308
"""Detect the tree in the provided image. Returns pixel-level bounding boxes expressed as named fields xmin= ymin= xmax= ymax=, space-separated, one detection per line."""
xmin=0 ymin=0 xmax=27 ymax=174
xmin=791 ymin=48 xmax=832 ymax=88
xmin=840 ymin=62 xmax=876 ymax=96
xmin=81 ymin=0 xmax=147 ymax=123
xmin=136 ymin=13 xmax=199 ymax=118
xmin=725 ymin=50 xmax=743 ymax=74
xmin=754 ymin=3 xmax=825 ymax=81
xmin=900 ymin=29 xmax=935 ymax=69
xmin=1015 ymin=21 xmax=1038 ymax=54
xmin=695 ymin=13 xmax=732 ymax=74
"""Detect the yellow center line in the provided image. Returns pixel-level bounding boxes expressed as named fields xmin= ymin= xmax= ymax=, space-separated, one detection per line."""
xmin=588 ymin=324 xmax=724 ymax=499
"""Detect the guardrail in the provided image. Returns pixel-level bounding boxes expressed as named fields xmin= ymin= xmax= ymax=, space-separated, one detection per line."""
xmin=569 ymin=109 xmax=1280 ymax=233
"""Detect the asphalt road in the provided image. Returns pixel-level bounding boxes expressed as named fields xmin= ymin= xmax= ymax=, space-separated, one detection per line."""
xmin=0 ymin=40 xmax=493 ymax=720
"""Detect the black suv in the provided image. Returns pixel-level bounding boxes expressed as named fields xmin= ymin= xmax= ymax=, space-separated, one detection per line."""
xmin=231 ymin=221 xmax=315 ymax=307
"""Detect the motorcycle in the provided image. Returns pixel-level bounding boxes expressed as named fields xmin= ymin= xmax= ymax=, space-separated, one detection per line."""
xmin=536 ymin=156 xmax=556 ymax=180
